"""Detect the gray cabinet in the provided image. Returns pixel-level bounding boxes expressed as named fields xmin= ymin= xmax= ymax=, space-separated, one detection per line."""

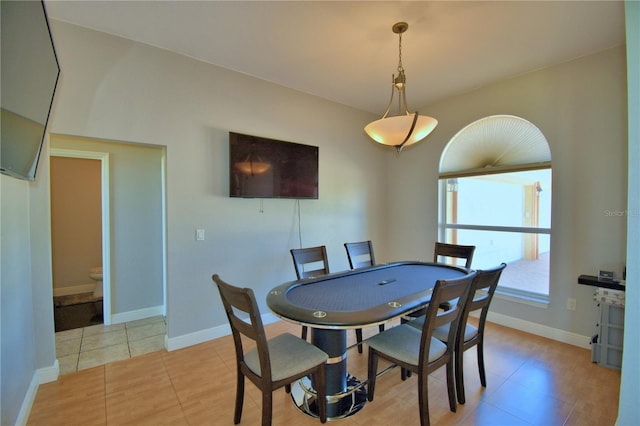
xmin=591 ymin=288 xmax=625 ymax=370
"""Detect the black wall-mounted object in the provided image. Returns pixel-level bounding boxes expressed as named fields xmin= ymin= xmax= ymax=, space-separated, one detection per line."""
xmin=578 ymin=275 xmax=625 ymax=291
xmin=1 ymin=0 xmax=60 ymax=181
xmin=229 ymin=132 xmax=319 ymax=199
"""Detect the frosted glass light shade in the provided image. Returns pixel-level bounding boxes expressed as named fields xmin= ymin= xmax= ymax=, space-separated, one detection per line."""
xmin=365 ymin=114 xmax=438 ymax=149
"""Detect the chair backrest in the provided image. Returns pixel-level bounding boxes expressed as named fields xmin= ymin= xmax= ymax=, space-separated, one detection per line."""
xmin=433 ymin=242 xmax=476 ymax=268
xmin=461 ymin=263 xmax=507 ymax=334
xmin=212 ymin=274 xmax=273 ymax=383
xmin=290 ymin=246 xmax=329 ymax=279
xmin=344 ymin=240 xmax=376 ymax=269
xmin=418 ymin=271 xmax=476 ymax=367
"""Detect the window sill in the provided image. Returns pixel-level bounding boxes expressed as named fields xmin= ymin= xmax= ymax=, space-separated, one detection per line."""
xmin=494 ymin=289 xmax=549 ymax=309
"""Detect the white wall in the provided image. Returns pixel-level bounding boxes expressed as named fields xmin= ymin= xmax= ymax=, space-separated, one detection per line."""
xmin=1 ymin=175 xmax=37 ymax=426
xmin=1 ymin=134 xmax=56 ymax=425
xmin=47 ymin=21 xmax=388 ymax=341
xmin=387 ymin=46 xmax=627 ymax=340
xmin=618 ymin=2 xmax=639 ymax=424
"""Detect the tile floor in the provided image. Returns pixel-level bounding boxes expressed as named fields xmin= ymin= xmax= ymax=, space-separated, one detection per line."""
xmin=55 ymin=315 xmax=166 ymax=375
xmin=32 ymin=319 xmax=621 ymax=425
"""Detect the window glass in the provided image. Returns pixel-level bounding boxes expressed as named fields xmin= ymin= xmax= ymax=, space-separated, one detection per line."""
xmin=440 ymin=169 xmax=551 ymax=297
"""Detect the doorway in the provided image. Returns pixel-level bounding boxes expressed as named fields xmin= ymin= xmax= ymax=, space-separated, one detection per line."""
xmin=50 ymin=149 xmax=111 ymax=329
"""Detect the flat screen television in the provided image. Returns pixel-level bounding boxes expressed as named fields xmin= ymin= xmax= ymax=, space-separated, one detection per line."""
xmin=229 ymin=132 xmax=319 ymax=199
xmin=1 ymin=0 xmax=60 ymax=181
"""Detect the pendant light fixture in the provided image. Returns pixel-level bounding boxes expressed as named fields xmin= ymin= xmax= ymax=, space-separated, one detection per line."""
xmin=364 ymin=22 xmax=438 ymax=153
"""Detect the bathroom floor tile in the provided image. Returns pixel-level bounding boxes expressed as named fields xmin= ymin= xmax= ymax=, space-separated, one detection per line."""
xmin=126 ymin=315 xmax=165 ymax=329
xmin=56 ymin=337 xmax=82 ymax=357
xmin=127 ymin=321 xmax=166 ymax=342
xmin=55 ymin=328 xmax=83 ymax=343
xmin=78 ymin=343 xmax=130 ymax=371
xmin=129 ymin=334 xmax=166 ymax=357
xmin=57 ymin=353 xmax=79 ymax=376
xmin=83 ymin=322 xmax=125 ymax=337
xmin=56 ymin=316 xmax=167 ymax=375
xmin=81 ymin=329 xmax=128 ymax=352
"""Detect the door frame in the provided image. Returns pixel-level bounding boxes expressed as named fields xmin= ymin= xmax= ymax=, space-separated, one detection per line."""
xmin=50 ymin=148 xmax=112 ymax=325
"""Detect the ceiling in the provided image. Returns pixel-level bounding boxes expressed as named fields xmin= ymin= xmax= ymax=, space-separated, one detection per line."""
xmin=45 ymin=1 xmax=626 ymax=116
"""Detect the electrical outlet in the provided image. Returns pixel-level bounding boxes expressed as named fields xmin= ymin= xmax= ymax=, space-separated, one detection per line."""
xmin=567 ymin=298 xmax=576 ymax=311
xmin=196 ymin=229 xmax=205 ymax=241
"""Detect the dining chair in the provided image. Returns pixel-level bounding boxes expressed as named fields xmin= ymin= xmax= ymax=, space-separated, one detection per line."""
xmin=344 ymin=240 xmax=384 ymax=353
xmin=290 ymin=246 xmax=330 ymax=340
xmin=365 ymin=272 xmax=476 ymax=426
xmin=212 ymin=274 xmax=328 ymax=426
xmin=433 ymin=242 xmax=476 ymax=268
xmin=432 ymin=242 xmax=476 ymax=312
xmin=409 ymin=263 xmax=507 ymax=404
xmin=290 ymin=245 xmax=330 ymax=279
xmin=344 ymin=240 xmax=376 ymax=269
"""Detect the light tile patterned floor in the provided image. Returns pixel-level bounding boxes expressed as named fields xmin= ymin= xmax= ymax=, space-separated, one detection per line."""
xmin=33 ymin=319 xmax=621 ymax=426
xmin=55 ymin=316 xmax=166 ymax=375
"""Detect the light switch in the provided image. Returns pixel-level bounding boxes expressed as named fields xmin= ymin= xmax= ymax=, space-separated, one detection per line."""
xmin=196 ymin=229 xmax=205 ymax=241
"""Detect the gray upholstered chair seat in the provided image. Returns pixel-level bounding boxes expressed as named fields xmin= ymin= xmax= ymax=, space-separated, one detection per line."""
xmin=245 ymin=333 xmax=329 ymax=381
xmin=410 ymin=319 xmax=479 ymax=344
xmin=365 ymin=324 xmax=447 ymax=366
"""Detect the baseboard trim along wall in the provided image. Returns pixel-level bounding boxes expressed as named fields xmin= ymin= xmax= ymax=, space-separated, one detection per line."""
xmin=168 ymin=312 xmax=591 ymax=352
xmin=111 ymin=305 xmax=164 ymax=325
xmin=52 ymin=283 xmax=96 ymax=296
xmin=167 ymin=312 xmax=280 ymax=351
xmin=485 ymin=311 xmax=592 ymax=349
xmin=16 ymin=360 xmax=59 ymax=426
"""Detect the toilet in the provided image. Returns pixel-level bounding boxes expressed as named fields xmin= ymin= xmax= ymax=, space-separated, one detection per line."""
xmin=89 ymin=266 xmax=103 ymax=298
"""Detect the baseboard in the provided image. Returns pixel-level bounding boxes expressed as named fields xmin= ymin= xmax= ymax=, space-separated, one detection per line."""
xmin=166 ymin=312 xmax=280 ymax=352
xmin=15 ymin=359 xmax=59 ymax=426
xmin=53 ymin=283 xmax=96 ymax=296
xmin=15 ymin=374 xmax=38 ymax=426
xmin=485 ymin=311 xmax=592 ymax=349
xmin=111 ymin=305 xmax=164 ymax=324
xmin=38 ymin=359 xmax=60 ymax=384
xmin=166 ymin=310 xmax=590 ymax=353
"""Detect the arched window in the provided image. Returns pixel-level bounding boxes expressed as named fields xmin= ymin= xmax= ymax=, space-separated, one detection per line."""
xmin=439 ymin=115 xmax=551 ymax=300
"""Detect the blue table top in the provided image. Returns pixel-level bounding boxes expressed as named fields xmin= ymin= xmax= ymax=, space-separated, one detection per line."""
xmin=267 ymin=261 xmax=471 ymax=329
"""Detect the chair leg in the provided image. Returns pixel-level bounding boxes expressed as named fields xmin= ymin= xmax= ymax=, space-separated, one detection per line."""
xmin=367 ymin=348 xmax=378 ymax=402
xmin=262 ymin=391 xmax=273 ymax=426
xmin=455 ymin=348 xmax=466 ymax=404
xmin=234 ymin=371 xmax=245 ymax=424
xmin=356 ymin=329 xmax=363 ymax=354
xmin=446 ymin=360 xmax=457 ymax=412
xmin=417 ymin=370 xmax=431 ymax=426
xmin=477 ymin=339 xmax=487 ymax=387
xmin=315 ymin=364 xmax=327 ymax=423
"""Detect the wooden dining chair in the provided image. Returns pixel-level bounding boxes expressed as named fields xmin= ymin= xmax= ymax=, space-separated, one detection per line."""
xmin=432 ymin=242 xmax=476 ymax=312
xmin=212 ymin=274 xmax=328 ymax=426
xmin=290 ymin=246 xmax=330 ymax=340
xmin=365 ymin=272 xmax=476 ymax=426
xmin=344 ymin=240 xmax=376 ymax=269
xmin=344 ymin=240 xmax=384 ymax=353
xmin=413 ymin=263 xmax=507 ymax=404
xmin=290 ymin=246 xmax=330 ymax=279
xmin=433 ymin=242 xmax=476 ymax=268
